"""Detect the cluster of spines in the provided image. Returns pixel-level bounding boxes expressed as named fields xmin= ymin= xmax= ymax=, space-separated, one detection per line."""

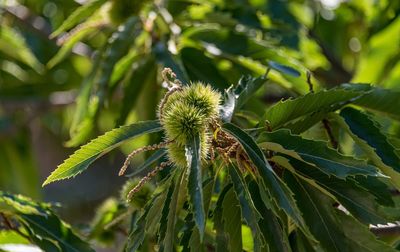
xmin=119 ymin=68 xmax=221 ymax=200
xmin=159 ymin=82 xmax=221 ymax=167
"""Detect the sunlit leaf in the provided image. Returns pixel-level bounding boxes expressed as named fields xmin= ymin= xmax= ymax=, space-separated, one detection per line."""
xmin=43 ymin=120 xmax=162 ymax=185
xmin=51 ymin=0 xmax=107 ymax=38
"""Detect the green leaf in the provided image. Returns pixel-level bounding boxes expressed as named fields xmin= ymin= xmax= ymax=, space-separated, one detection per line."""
xmin=154 ymin=41 xmax=189 ymax=83
xmin=336 ymin=210 xmax=398 ymax=252
xmin=20 ymin=213 xmax=94 ymax=252
xmin=247 ymin=180 xmax=292 ymax=252
xmin=0 ymin=192 xmax=93 ymax=252
xmin=228 ymin=164 xmax=261 ymax=241
xmin=158 ymin=179 xmax=175 ymax=250
xmin=125 ymin=192 xmax=167 ymax=251
xmin=342 ymin=84 xmax=400 ymax=120
xmin=66 ymin=49 xmax=103 ymax=147
xmin=51 ymin=0 xmax=107 ymax=38
xmin=0 ymin=191 xmax=50 ymax=216
xmin=286 ymin=157 xmax=399 ymax=225
xmin=263 ymin=87 xmax=364 ymax=129
xmin=335 ymin=109 xmax=400 ymax=189
xmin=117 ymin=55 xmax=156 ymax=125
xmin=181 ymin=178 xmax=214 ymax=251
xmin=96 ymin=17 xmax=140 ymax=104
xmin=43 ymin=120 xmax=162 ymax=186
xmin=48 ymin=22 xmax=99 ymax=68
xmin=181 ymin=47 xmax=229 ymax=89
xmin=285 ymin=172 xmax=397 ymax=252
xmin=268 ymin=60 xmax=300 ymax=77
xmin=283 ymin=172 xmax=350 ymax=252
xmin=220 ymin=75 xmax=267 ymax=122
xmin=340 ymin=107 xmax=400 ymax=172
xmin=159 ymin=170 xmax=185 ymax=252
xmin=258 ymin=129 xmax=384 ymax=178
xmin=185 ymin=134 xmax=205 ymax=240
xmin=0 ymin=26 xmax=43 ymax=73
xmin=221 ymin=187 xmax=243 ymax=252
xmin=214 ymin=184 xmax=233 ymax=251
xmin=222 ymin=123 xmax=311 ymax=238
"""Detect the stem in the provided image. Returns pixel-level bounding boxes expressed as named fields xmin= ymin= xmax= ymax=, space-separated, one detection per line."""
xmin=322 ymin=119 xmax=338 ymax=149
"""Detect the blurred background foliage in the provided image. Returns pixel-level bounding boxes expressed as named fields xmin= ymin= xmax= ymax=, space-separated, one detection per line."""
xmin=0 ymin=0 xmax=399 ymax=241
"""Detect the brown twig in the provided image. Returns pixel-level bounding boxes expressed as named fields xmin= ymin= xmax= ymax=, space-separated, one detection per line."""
xmin=322 ymin=119 xmax=338 ymax=149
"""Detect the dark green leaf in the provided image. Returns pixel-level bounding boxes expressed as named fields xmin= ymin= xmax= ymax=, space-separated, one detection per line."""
xmin=336 ymin=210 xmax=398 ymax=252
xmin=342 ymin=84 xmax=400 ymax=120
xmin=285 ymin=172 xmax=397 ymax=252
xmin=159 ymin=170 xmax=185 ymax=252
xmin=185 ymin=134 xmax=205 ymax=240
xmin=154 ymin=41 xmax=189 ymax=83
xmin=285 ymin=157 xmax=399 ymax=225
xmin=340 ymin=107 xmax=400 ymax=172
xmin=117 ymin=56 xmax=156 ymax=125
xmin=263 ymin=87 xmax=365 ymax=129
xmin=43 ymin=120 xmax=162 ymax=185
xmin=247 ymin=180 xmax=292 ymax=252
xmin=214 ymin=184 xmax=233 ymax=251
xmin=51 ymin=0 xmax=106 ymax=38
xmin=228 ymin=164 xmax=261 ymax=239
xmin=181 ymin=47 xmax=229 ymax=89
xmin=335 ymin=108 xmax=400 ymax=189
xmin=125 ymin=190 xmax=169 ymax=251
xmin=222 ymin=123 xmax=311 ymax=238
xmin=221 ymin=187 xmax=243 ymax=252
xmin=0 ymin=26 xmax=43 ymax=73
xmin=0 ymin=192 xmax=93 ymax=252
xmin=258 ymin=129 xmax=383 ymax=178
xmin=20 ymin=213 xmax=94 ymax=252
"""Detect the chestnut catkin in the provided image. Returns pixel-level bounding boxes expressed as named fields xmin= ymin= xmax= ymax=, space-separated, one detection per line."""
xmin=159 ymin=83 xmax=221 ymax=168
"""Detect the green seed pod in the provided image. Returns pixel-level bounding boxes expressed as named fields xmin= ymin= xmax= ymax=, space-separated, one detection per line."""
xmin=120 ymin=178 xmax=154 ymax=208
xmin=159 ymin=82 xmax=221 ymax=168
